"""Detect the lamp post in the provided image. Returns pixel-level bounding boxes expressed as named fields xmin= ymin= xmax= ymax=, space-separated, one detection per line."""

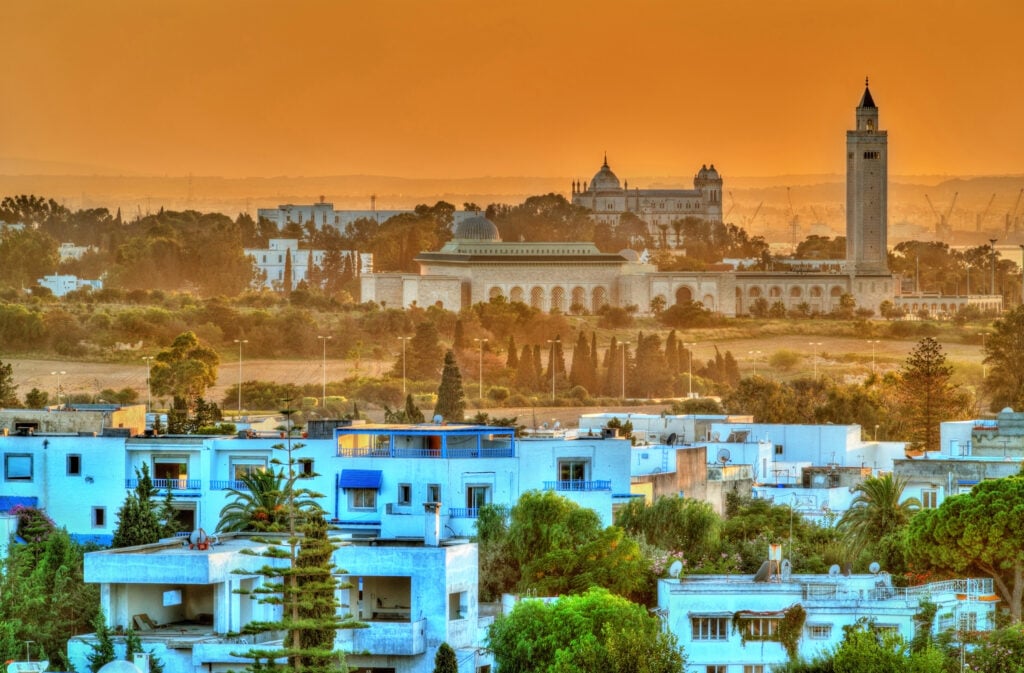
xmin=398 ymin=336 xmax=411 ymax=399
xmin=547 ymin=339 xmax=558 ymax=401
xmin=620 ymin=341 xmax=631 ymax=401
xmin=748 ymin=350 xmax=762 ymax=377
xmin=50 ymin=370 xmax=66 ymax=407
xmin=473 ymin=338 xmax=488 ymax=400
xmin=1019 ymin=244 xmax=1024 ymax=306
xmin=874 ymin=424 xmax=880 ymax=442
xmin=989 ymin=238 xmax=998 ymax=296
xmin=867 ymin=340 xmax=880 ymax=375
xmin=808 ymin=342 xmax=823 ymax=379
xmin=979 ymin=332 xmax=988 ymax=379
xmin=141 ymin=356 xmax=154 ymax=412
xmin=317 ymin=335 xmax=332 ymax=411
xmin=233 ymin=339 xmax=248 ymax=414
xmin=684 ymin=342 xmax=697 ymax=397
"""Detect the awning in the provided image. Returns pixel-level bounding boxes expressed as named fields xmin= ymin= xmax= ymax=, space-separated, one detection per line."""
xmin=0 ymin=495 xmax=38 ymax=512
xmin=339 ymin=469 xmax=383 ymax=490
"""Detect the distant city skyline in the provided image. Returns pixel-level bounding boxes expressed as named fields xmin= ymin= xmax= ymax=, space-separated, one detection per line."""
xmin=1 ymin=1 xmax=1022 ymax=180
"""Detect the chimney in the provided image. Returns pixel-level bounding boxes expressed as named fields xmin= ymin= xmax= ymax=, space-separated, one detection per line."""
xmin=424 ymin=501 xmax=441 ymax=546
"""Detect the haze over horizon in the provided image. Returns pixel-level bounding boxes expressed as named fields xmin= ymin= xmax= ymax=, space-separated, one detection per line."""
xmin=2 ymin=1 xmax=1023 ymax=182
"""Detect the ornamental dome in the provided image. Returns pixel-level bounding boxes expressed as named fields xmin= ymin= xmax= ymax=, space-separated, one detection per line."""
xmin=453 ymin=215 xmax=501 ymax=241
xmin=589 ymin=156 xmax=622 ymax=192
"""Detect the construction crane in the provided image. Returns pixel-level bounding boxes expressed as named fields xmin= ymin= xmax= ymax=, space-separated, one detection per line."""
xmin=786 ymin=187 xmax=800 ymax=249
xmin=976 ymin=193 xmax=996 ymax=232
xmin=743 ymin=201 xmax=764 ymax=233
xmin=925 ymin=192 xmax=957 ymax=239
xmin=724 ymin=191 xmax=736 ymax=221
xmin=1007 ymin=188 xmax=1024 ymax=235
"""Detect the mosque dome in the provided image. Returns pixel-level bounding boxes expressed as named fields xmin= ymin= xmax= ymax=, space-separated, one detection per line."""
xmin=589 ymin=157 xmax=622 ymax=192
xmin=453 ymin=215 xmax=501 ymax=241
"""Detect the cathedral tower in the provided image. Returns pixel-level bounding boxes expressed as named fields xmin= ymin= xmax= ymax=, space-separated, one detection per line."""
xmin=846 ymin=78 xmax=888 ymax=274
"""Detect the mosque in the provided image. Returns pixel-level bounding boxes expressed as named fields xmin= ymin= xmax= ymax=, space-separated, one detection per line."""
xmin=361 ymin=82 xmax=896 ymax=317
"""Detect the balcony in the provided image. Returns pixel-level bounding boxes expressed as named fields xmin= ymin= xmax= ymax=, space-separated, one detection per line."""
xmin=210 ymin=480 xmax=250 ymax=491
xmin=125 ymin=478 xmax=201 ymax=491
xmin=449 ymin=507 xmax=479 ymax=519
xmin=543 ymin=479 xmax=612 ymax=492
xmin=350 ymin=618 xmax=426 ymax=655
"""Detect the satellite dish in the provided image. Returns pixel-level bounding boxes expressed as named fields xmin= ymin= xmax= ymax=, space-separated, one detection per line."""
xmin=668 ymin=560 xmax=683 ymax=578
xmin=433 ymin=414 xmax=443 ymax=424
xmin=666 ymin=432 xmax=677 ymax=446
xmin=869 ymin=561 xmax=881 ymax=574
xmin=828 ymin=564 xmax=841 ymax=578
xmin=717 ymin=448 xmax=731 ymax=464
xmin=781 ymin=559 xmax=792 ymax=581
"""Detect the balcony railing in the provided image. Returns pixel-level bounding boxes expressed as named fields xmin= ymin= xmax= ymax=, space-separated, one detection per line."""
xmin=210 ymin=480 xmax=250 ymax=491
xmin=802 ymin=578 xmax=994 ymax=603
xmin=449 ymin=507 xmax=480 ymax=518
xmin=339 ymin=445 xmax=515 ymax=459
xmin=125 ymin=478 xmax=201 ymax=490
xmin=543 ymin=479 xmax=612 ymax=492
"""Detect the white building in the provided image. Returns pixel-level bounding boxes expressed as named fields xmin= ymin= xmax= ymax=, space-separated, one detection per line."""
xmin=36 ymin=273 xmax=103 ymax=297
xmin=244 ymin=238 xmax=372 ymax=290
xmin=68 ymin=528 xmax=491 ymax=673
xmin=256 ymin=201 xmax=479 ymax=231
xmin=58 ymin=241 xmax=97 ymax=261
xmin=659 ymin=568 xmax=997 ymax=672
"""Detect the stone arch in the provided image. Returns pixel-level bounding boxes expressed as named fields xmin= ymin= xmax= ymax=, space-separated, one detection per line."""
xmin=488 ymin=286 xmax=504 ymax=300
xmin=702 ymin=294 xmax=716 ymax=310
xmin=830 ymin=286 xmax=844 ymax=297
xmin=809 ymin=286 xmax=823 ymax=298
xmin=769 ymin=286 xmax=783 ymax=298
xmin=675 ymin=286 xmax=693 ymax=305
xmin=530 ymin=286 xmax=544 ymax=310
xmin=571 ymin=286 xmax=587 ymax=311
xmin=550 ymin=286 xmax=566 ymax=313
xmin=790 ymin=286 xmax=803 ymax=298
xmin=592 ymin=286 xmax=608 ymax=311
xmin=748 ymin=286 xmax=762 ymax=298
xmin=510 ymin=286 xmax=525 ymax=304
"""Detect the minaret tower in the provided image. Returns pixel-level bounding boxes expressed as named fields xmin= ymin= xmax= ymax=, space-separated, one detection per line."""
xmin=846 ymin=78 xmax=888 ymax=274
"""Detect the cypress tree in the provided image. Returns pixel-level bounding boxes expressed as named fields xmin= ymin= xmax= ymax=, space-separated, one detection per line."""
xmin=453 ymin=319 xmax=466 ymax=351
xmin=433 ymin=642 xmax=458 ymax=673
xmin=515 ymin=345 xmax=536 ymax=390
xmin=434 ymin=350 xmax=466 ymax=422
xmin=404 ymin=393 xmax=425 ymax=423
xmin=506 ymin=335 xmax=518 ymax=369
xmin=112 ymin=464 xmax=164 ymax=548
xmin=569 ymin=332 xmax=592 ymax=391
xmin=283 ymin=247 xmax=293 ymax=296
xmin=532 ymin=344 xmax=543 ymax=388
xmin=86 ymin=612 xmax=116 ymax=673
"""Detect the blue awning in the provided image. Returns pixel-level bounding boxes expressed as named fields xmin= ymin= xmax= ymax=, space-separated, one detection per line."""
xmin=0 ymin=496 xmax=38 ymax=512
xmin=339 ymin=469 xmax=383 ymax=490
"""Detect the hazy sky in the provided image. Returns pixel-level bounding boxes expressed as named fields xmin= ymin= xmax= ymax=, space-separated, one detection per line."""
xmin=2 ymin=0 xmax=1022 ymax=179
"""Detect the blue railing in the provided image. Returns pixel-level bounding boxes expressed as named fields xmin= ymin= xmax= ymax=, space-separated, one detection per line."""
xmin=210 ymin=480 xmax=250 ymax=491
xmin=449 ymin=508 xmax=480 ymax=519
xmin=125 ymin=478 xmax=202 ymax=490
xmin=543 ymin=480 xmax=612 ymax=492
xmin=340 ymin=445 xmax=515 ymax=459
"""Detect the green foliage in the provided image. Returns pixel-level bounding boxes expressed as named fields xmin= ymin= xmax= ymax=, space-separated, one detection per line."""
xmin=837 ymin=474 xmax=920 ymax=561
xmin=434 ymin=349 xmax=466 ymax=422
xmin=86 ymin=612 xmax=117 ymax=673
xmin=217 ymin=467 xmax=321 ymax=533
xmin=982 ymin=305 xmax=1024 ymax=412
xmin=614 ymin=496 xmax=721 ymax=562
xmin=966 ymin=623 xmax=1024 ymax=673
xmin=0 ymin=226 xmax=60 ymax=288
xmin=112 ymin=464 xmax=166 ymax=548
xmin=433 ymin=642 xmax=459 ymax=673
xmin=487 ymin=587 xmax=685 ymax=673
xmin=0 ymin=358 xmax=18 ymax=407
xmin=149 ymin=331 xmax=220 ymax=409
xmin=897 ymin=337 xmax=971 ymax=452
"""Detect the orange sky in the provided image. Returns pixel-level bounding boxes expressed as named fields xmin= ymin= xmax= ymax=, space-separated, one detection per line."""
xmin=2 ymin=0 xmax=1023 ymax=180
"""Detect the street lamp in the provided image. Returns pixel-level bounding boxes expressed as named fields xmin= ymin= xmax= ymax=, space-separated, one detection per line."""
xmin=1019 ymin=244 xmax=1024 ymax=306
xmin=808 ymin=342 xmax=823 ymax=379
xmin=473 ymin=338 xmax=488 ymax=400
xmin=989 ymin=238 xmax=998 ymax=296
xmin=867 ymin=340 xmax=880 ymax=375
xmin=683 ymin=342 xmax=697 ymax=398
xmin=547 ymin=339 xmax=559 ymax=401
xmin=233 ymin=339 xmax=248 ymax=414
xmin=621 ymin=341 xmax=631 ymax=401
xmin=748 ymin=350 xmax=762 ymax=377
xmin=141 ymin=356 xmax=154 ymax=412
xmin=50 ymin=370 xmax=66 ymax=407
xmin=979 ymin=332 xmax=988 ymax=379
xmin=398 ymin=336 xmax=411 ymax=399
xmin=317 ymin=335 xmax=332 ymax=411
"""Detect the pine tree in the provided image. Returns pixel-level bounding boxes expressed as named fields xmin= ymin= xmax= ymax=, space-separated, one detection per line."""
xmin=433 ymin=642 xmax=458 ymax=673
xmin=125 ymin=626 xmax=165 ymax=673
xmin=404 ymin=394 xmax=425 ymax=423
xmin=505 ymin=335 xmax=518 ymax=369
xmin=532 ymin=344 xmax=543 ymax=388
xmin=112 ymin=464 xmax=164 ymax=548
xmin=86 ymin=612 xmax=116 ymax=673
xmin=434 ymin=350 xmax=466 ymax=422
xmin=569 ymin=332 xmax=592 ymax=392
xmin=898 ymin=337 xmax=971 ymax=452
xmin=514 ymin=345 xmax=536 ymax=390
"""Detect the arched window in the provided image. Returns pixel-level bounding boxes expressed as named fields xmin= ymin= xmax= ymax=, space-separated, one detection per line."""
xmin=571 ymin=286 xmax=587 ymax=311
xmin=510 ymin=286 xmax=524 ymax=304
xmin=550 ymin=286 xmax=566 ymax=314
xmin=830 ymin=286 xmax=844 ymax=297
xmin=675 ymin=286 xmax=693 ymax=305
xmin=702 ymin=294 xmax=715 ymax=310
xmin=488 ymin=287 xmax=504 ymax=300
xmin=530 ymin=287 xmax=544 ymax=310
xmin=592 ymin=286 xmax=608 ymax=310
xmin=790 ymin=287 xmax=803 ymax=298
xmin=810 ymin=286 xmax=823 ymax=298
xmin=769 ymin=286 xmax=782 ymax=298
xmin=748 ymin=287 xmax=762 ymax=298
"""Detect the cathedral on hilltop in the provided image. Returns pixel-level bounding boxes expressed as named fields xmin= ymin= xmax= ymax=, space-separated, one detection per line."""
xmin=571 ymin=156 xmax=724 ymax=239
xmin=362 ymin=82 xmax=898 ymax=317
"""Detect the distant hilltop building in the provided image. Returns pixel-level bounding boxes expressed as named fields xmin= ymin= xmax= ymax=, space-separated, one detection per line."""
xmin=571 ymin=155 xmax=724 ymax=237
xmin=362 ymin=82 xmax=902 ymax=317
xmin=256 ymin=198 xmax=478 ymax=230
xmin=244 ymin=238 xmax=372 ymax=290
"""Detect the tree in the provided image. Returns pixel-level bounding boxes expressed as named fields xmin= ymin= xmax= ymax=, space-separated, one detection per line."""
xmin=0 ymin=358 xmax=19 ymax=407
xmin=906 ymin=476 xmax=1024 ymax=621
xmin=487 ymin=587 xmax=685 ymax=673
xmin=0 ymin=227 xmax=60 ymax=288
xmin=282 ymin=246 xmax=293 ymax=295
xmin=216 ymin=468 xmax=320 ymax=533
xmin=897 ymin=337 xmax=971 ymax=452
xmin=398 ymin=321 xmax=445 ymax=381
xmin=149 ymin=331 xmax=220 ymax=410
xmin=433 ymin=642 xmax=458 ymax=673
xmin=966 ymin=624 xmax=1024 ymax=673
xmin=86 ymin=612 xmax=116 ymax=673
xmin=434 ymin=349 xmax=466 ymax=422
xmin=615 ymin=496 xmax=721 ymax=561
xmin=112 ymin=464 xmax=165 ymax=548
xmin=983 ymin=305 xmax=1024 ymax=412
xmin=837 ymin=474 xmax=920 ymax=560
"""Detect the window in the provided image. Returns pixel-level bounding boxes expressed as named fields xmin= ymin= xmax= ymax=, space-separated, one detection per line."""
xmin=922 ymin=489 xmax=938 ymax=509
xmin=427 ymin=483 xmax=441 ymax=503
xmin=350 ymin=488 xmax=377 ymax=510
xmin=92 ymin=507 xmax=106 ymax=527
xmin=706 ymin=666 xmax=726 ymax=673
xmin=153 ymin=458 xmax=188 ymax=488
xmin=67 ymin=454 xmax=82 ymax=476
xmin=231 ymin=458 xmax=267 ymax=481
xmin=398 ymin=483 xmax=412 ymax=506
xmin=299 ymin=458 xmax=315 ymax=476
xmin=4 ymin=454 xmax=33 ymax=481
xmin=808 ymin=624 xmax=832 ymax=640
xmin=742 ymin=618 xmax=779 ymax=638
xmin=448 ymin=590 xmax=468 ymax=620
xmin=558 ymin=459 xmax=589 ymax=484
xmin=691 ymin=616 xmax=729 ymax=640
xmin=744 ymin=666 xmax=765 ymax=673
xmin=958 ymin=612 xmax=978 ymax=632
xmin=774 ymin=444 xmax=784 ymax=455
xmin=466 ymin=485 xmax=490 ymax=511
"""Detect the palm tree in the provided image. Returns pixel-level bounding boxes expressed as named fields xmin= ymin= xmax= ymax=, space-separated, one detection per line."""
xmin=216 ymin=469 xmax=321 ymax=532
xmin=837 ymin=473 xmax=920 ymax=559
